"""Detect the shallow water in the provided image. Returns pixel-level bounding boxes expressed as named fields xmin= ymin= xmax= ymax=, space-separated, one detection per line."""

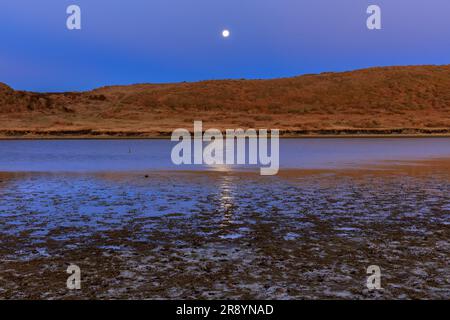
xmin=1 ymin=138 xmax=450 ymax=171
xmin=0 ymin=139 xmax=449 ymax=299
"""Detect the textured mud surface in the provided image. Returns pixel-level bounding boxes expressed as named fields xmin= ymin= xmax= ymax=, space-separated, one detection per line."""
xmin=0 ymin=165 xmax=449 ymax=299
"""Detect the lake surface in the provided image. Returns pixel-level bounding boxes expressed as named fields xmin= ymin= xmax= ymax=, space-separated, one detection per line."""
xmin=1 ymin=138 xmax=450 ymax=172
xmin=0 ymin=138 xmax=449 ymax=299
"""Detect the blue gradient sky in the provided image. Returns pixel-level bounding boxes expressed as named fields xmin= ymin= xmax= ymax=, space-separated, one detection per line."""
xmin=1 ymin=0 xmax=449 ymax=91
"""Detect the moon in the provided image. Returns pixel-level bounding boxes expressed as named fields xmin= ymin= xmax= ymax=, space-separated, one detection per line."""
xmin=222 ymin=30 xmax=230 ymax=38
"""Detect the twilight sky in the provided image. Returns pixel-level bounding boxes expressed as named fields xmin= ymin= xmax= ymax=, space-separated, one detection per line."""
xmin=1 ymin=0 xmax=449 ymax=92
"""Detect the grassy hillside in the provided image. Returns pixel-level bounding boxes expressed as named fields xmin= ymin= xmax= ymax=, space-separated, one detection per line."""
xmin=1 ymin=65 xmax=450 ymax=137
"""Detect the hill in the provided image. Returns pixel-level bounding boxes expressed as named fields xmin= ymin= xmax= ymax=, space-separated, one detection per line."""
xmin=1 ymin=65 xmax=450 ymax=138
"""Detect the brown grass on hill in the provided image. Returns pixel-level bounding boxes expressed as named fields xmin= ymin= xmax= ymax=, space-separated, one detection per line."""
xmin=1 ymin=65 xmax=450 ymax=138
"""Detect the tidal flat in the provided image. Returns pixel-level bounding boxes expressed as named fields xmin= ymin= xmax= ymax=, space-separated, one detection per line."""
xmin=0 ymin=161 xmax=449 ymax=299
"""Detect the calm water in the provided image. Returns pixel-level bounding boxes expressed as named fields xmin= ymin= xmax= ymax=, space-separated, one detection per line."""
xmin=0 ymin=138 xmax=450 ymax=172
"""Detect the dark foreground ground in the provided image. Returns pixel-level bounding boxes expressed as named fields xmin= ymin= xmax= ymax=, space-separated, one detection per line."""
xmin=0 ymin=162 xmax=449 ymax=299
xmin=2 ymin=65 xmax=450 ymax=139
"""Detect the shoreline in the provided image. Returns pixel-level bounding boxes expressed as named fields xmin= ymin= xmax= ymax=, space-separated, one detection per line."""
xmin=2 ymin=158 xmax=450 ymax=176
xmin=1 ymin=130 xmax=450 ymax=140
xmin=1 ymin=135 xmax=450 ymax=140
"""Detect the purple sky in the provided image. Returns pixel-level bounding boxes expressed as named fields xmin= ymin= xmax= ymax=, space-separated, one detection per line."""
xmin=0 ymin=0 xmax=449 ymax=91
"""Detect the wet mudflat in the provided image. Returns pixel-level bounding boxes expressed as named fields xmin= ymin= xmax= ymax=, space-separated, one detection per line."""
xmin=0 ymin=162 xmax=449 ymax=299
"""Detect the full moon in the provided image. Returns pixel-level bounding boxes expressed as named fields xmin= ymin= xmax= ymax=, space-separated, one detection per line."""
xmin=222 ymin=30 xmax=230 ymax=38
